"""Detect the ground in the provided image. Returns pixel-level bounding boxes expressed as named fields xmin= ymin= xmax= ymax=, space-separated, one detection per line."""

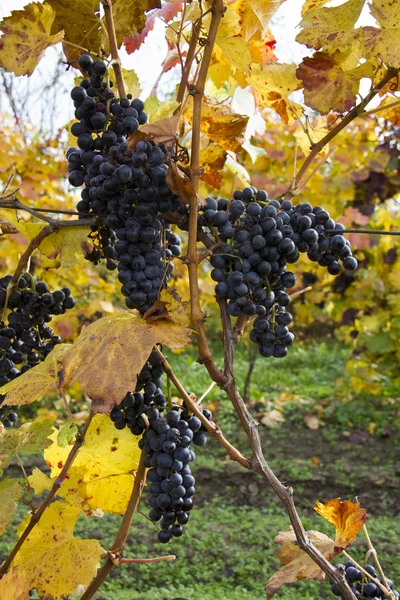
xmin=1 ymin=342 xmax=399 ymax=600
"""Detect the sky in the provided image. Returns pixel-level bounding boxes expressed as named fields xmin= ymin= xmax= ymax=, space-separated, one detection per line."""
xmin=0 ymin=0 xmax=377 ymax=135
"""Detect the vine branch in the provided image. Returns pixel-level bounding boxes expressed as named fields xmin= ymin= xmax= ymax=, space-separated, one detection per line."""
xmin=80 ymin=452 xmax=147 ymax=600
xmin=0 ymin=411 xmax=94 ymax=578
xmin=101 ymin=0 xmax=127 ymax=98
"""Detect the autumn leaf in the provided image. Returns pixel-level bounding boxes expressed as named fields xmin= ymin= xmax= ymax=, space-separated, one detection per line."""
xmin=0 ymin=344 xmax=71 ymax=410
xmin=230 ymin=0 xmax=287 ymax=41
xmin=123 ymin=1 xmax=183 ymax=54
xmin=358 ymin=1 xmax=400 ymax=68
xmin=0 ymin=416 xmax=55 ymax=472
xmin=0 ymin=568 xmax=31 ymax=600
xmin=166 ymin=162 xmax=205 ymax=207
xmin=216 ymin=8 xmax=251 ymax=74
xmin=122 ymin=67 xmax=142 ymax=98
xmin=370 ymin=97 xmax=400 ymax=125
xmin=0 ymin=478 xmax=22 ymax=536
xmin=113 ymin=0 xmax=161 ymax=47
xmin=60 ymin=312 xmax=191 ymax=411
xmin=301 ymin=0 xmax=331 ymax=16
xmin=13 ymin=501 xmax=103 ymax=599
xmin=46 ymin=0 xmax=107 ymax=63
xmin=38 ymin=415 xmax=141 ymax=515
xmin=296 ymin=0 xmax=365 ymax=54
xmin=296 ymin=53 xmax=374 ymax=114
xmin=0 ymin=2 xmax=64 ymax=76
xmin=247 ymin=63 xmax=301 ymax=124
xmin=57 ymin=420 xmax=78 ymax=448
xmin=315 ymin=498 xmax=367 ymax=551
xmin=266 ymin=528 xmax=335 ymax=598
xmin=200 ymin=143 xmax=228 ymax=189
xmin=184 ymin=98 xmax=249 ymax=153
xmin=144 ymin=288 xmax=190 ymax=328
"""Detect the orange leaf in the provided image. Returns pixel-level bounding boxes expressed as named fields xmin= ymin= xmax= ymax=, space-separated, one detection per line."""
xmin=266 ymin=527 xmax=335 ymax=599
xmin=166 ymin=162 xmax=206 ymax=207
xmin=200 ymin=143 xmax=227 ymax=189
xmin=315 ymin=498 xmax=367 ymax=551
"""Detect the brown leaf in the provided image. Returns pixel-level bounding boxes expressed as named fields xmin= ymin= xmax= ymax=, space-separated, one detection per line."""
xmin=126 ymin=130 xmax=150 ymax=149
xmin=260 ymin=409 xmax=285 ymax=428
xmin=304 ymin=414 xmax=320 ymax=430
xmin=143 ymin=288 xmax=190 ymax=328
xmin=266 ymin=528 xmax=335 ymax=599
xmin=60 ymin=312 xmax=191 ymax=412
xmin=296 ymin=52 xmax=374 ymax=115
xmin=315 ymin=498 xmax=367 ymax=551
xmin=200 ymin=143 xmax=227 ymax=189
xmin=140 ymin=113 xmax=180 ymax=144
xmin=184 ymin=98 xmax=249 ymax=153
xmin=0 ymin=217 xmax=19 ymax=234
xmin=166 ymin=161 xmax=206 ymax=207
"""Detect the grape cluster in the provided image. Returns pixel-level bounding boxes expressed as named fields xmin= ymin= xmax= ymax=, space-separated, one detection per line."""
xmin=67 ymin=55 xmax=182 ymax=313
xmin=0 ymin=274 xmax=75 ymax=428
xmin=141 ymin=403 xmax=211 ymax=544
xmin=199 ymin=187 xmax=357 ymax=358
xmin=111 ymin=349 xmax=211 ymax=543
xmin=330 ymin=562 xmax=399 ymax=599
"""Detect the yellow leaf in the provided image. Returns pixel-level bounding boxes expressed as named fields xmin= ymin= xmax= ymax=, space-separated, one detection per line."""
xmin=1 ymin=344 xmax=71 ymax=409
xmin=315 ymin=498 xmax=368 ymax=551
xmin=0 ymin=568 xmax=31 ymax=600
xmin=358 ymin=1 xmax=400 ymax=68
xmin=44 ymin=415 xmax=141 ymax=515
xmin=200 ymin=143 xmax=228 ymax=189
xmin=60 ymin=313 xmax=190 ymax=411
xmin=230 ymin=0 xmax=287 ymax=41
xmin=0 ymin=416 xmax=55 ymax=472
xmin=0 ymin=478 xmax=22 ymax=536
xmin=297 ymin=53 xmax=374 ymax=114
xmin=301 ymin=0 xmax=331 ymax=16
xmin=296 ymin=0 xmax=365 ymax=54
xmin=293 ymin=117 xmax=329 ymax=157
xmin=184 ymin=98 xmax=249 ymax=153
xmin=0 ymin=2 xmax=64 ymax=76
xmin=13 ymin=501 xmax=103 ymax=599
xmin=143 ymin=97 xmax=180 ymax=124
xmin=38 ymin=226 xmax=93 ymax=268
xmin=113 ymin=0 xmax=161 ymax=47
xmin=216 ymin=36 xmax=251 ymax=75
xmin=28 ymin=467 xmax=52 ymax=495
xmin=47 ymin=0 xmax=107 ymax=64
xmin=247 ymin=63 xmax=301 ymax=124
xmin=266 ymin=528 xmax=335 ymax=598
xmin=122 ymin=68 xmax=142 ymax=97
xmin=144 ymin=288 xmax=191 ymax=329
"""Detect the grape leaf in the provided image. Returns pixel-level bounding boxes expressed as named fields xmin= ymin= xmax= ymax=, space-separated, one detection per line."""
xmin=265 ymin=528 xmax=335 ymax=598
xmin=28 ymin=467 xmax=53 ymax=495
xmin=216 ymin=8 xmax=251 ymax=74
xmin=0 ymin=478 xmax=22 ymax=536
xmin=1 ymin=344 xmax=71 ymax=409
xmin=40 ymin=415 xmax=141 ymax=515
xmin=184 ymin=98 xmax=249 ymax=153
xmin=57 ymin=420 xmax=78 ymax=448
xmin=296 ymin=52 xmax=374 ymax=114
xmin=246 ymin=63 xmax=301 ymax=124
xmin=230 ymin=0 xmax=287 ymax=41
xmin=357 ymin=0 xmax=400 ymax=68
xmin=46 ymin=0 xmax=106 ymax=64
xmin=296 ymin=0 xmax=365 ymax=54
xmin=122 ymin=68 xmax=141 ymax=98
xmin=113 ymin=0 xmax=161 ymax=47
xmin=123 ymin=1 xmax=183 ymax=54
xmin=166 ymin=162 xmax=205 ymax=207
xmin=13 ymin=501 xmax=103 ymax=599
xmin=143 ymin=97 xmax=180 ymax=125
xmin=301 ymin=0 xmax=331 ymax=16
xmin=0 ymin=568 xmax=31 ymax=600
xmin=60 ymin=313 xmax=190 ymax=411
xmin=0 ymin=2 xmax=64 ymax=77
xmin=370 ymin=97 xmax=400 ymax=125
xmin=0 ymin=416 xmax=55 ymax=472
xmin=315 ymin=498 xmax=367 ymax=551
xmin=200 ymin=143 xmax=228 ymax=189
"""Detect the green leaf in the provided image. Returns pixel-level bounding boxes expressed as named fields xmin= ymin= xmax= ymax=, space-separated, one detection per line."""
xmin=0 ymin=416 xmax=55 ymax=472
xmin=0 ymin=478 xmax=22 ymax=536
xmin=57 ymin=421 xmax=78 ymax=448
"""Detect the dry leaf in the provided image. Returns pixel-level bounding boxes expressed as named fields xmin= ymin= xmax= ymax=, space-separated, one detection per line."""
xmin=260 ymin=409 xmax=285 ymax=428
xmin=266 ymin=528 xmax=335 ymax=598
xmin=0 ymin=568 xmax=31 ymax=600
xmin=304 ymin=414 xmax=320 ymax=430
xmin=315 ymin=498 xmax=367 ymax=551
xmin=166 ymin=162 xmax=206 ymax=207
xmin=143 ymin=288 xmax=190 ymax=328
xmin=140 ymin=113 xmax=180 ymax=144
xmin=60 ymin=312 xmax=190 ymax=411
xmin=200 ymin=143 xmax=228 ymax=189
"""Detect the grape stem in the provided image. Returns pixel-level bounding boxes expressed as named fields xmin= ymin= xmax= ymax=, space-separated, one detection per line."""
xmin=100 ymin=0 xmax=127 ymax=98
xmin=362 ymin=524 xmax=396 ymax=600
xmin=0 ymin=411 xmax=94 ymax=578
xmin=342 ymin=550 xmax=392 ymax=598
xmin=116 ymin=555 xmax=176 ymax=564
xmin=80 ymin=452 xmax=147 ymax=600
